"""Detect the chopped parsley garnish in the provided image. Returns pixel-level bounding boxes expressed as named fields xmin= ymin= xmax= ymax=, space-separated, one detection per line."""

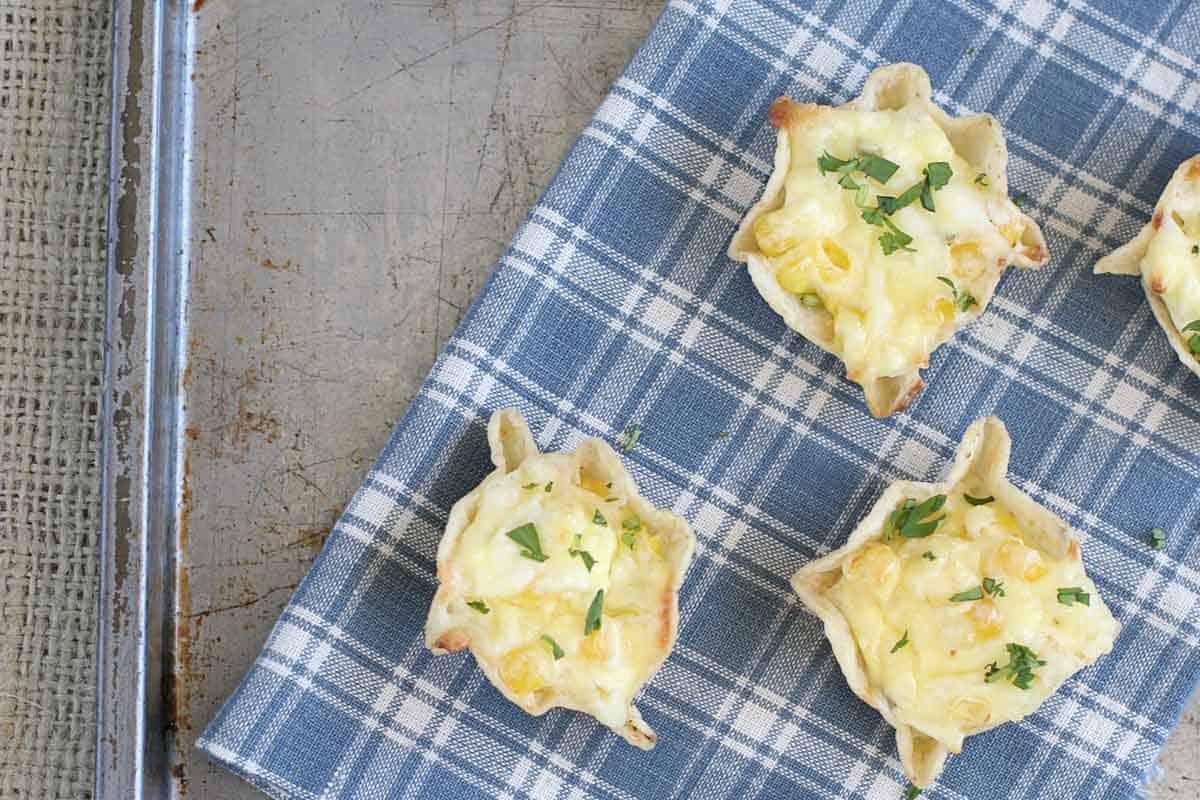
xmin=817 ymin=151 xmax=899 ymax=184
xmin=936 ymin=275 xmax=978 ymax=312
xmin=924 ymin=162 xmax=952 ymax=190
xmin=584 ymin=589 xmax=604 ymax=636
xmin=1056 ymin=586 xmax=1090 ymax=607
xmin=922 ymin=551 xmax=936 ymax=561
xmin=622 ymin=424 xmax=642 ymax=453
xmin=817 ymin=151 xmax=855 ymax=174
xmin=605 ymin=497 xmax=619 ymax=502
xmin=1183 ymin=320 xmax=1200 ymax=354
xmin=878 ymin=215 xmax=916 ymax=255
xmin=467 ymin=600 xmax=490 ymax=614
xmin=1148 ymin=527 xmax=1166 ymax=550
xmin=544 ymin=481 xmax=554 ymax=492
xmin=506 ymin=523 xmax=549 ymax=562
xmin=884 ymin=495 xmax=946 ymax=540
xmin=621 ymin=531 xmax=637 ymax=550
xmin=592 ymin=509 xmax=607 ymax=526
xmin=622 ymin=516 xmax=641 ymax=531
xmin=985 ymin=643 xmax=1045 ymax=689
xmin=974 ymin=172 xmax=989 ymax=186
xmin=819 ymin=150 xmax=940 ymax=256
xmin=904 ymin=786 xmax=922 ymax=800
xmin=890 ymin=630 xmax=910 ymax=653
xmin=1192 ymin=245 xmax=1199 ymax=255
xmin=569 ymin=533 xmax=596 ymax=572
xmin=982 ymin=577 xmax=1006 ymax=597
xmin=950 ymin=586 xmax=984 ymax=602
xmin=521 ymin=482 xmax=538 ymax=489
xmin=859 ymin=154 xmax=900 ymax=183
xmin=963 ymin=493 xmax=994 ymax=505
xmin=541 ymin=634 xmax=564 ymax=660
xmin=605 ymin=481 xmax=613 ymax=489
xmin=715 ymin=431 xmax=730 ymax=439
xmin=799 ymin=292 xmax=822 ymax=308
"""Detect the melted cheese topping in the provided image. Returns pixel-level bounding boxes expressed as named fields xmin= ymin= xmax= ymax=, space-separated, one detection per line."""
xmin=442 ymin=457 xmax=674 ymax=729
xmin=827 ymin=492 xmax=1116 ymax=752
xmin=753 ymin=107 xmax=1029 ymax=382
xmin=1144 ymin=190 xmax=1200 ymax=338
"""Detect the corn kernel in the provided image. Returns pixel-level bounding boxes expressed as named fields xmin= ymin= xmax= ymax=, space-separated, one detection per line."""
xmin=500 ymin=644 xmax=552 ymax=694
xmin=776 ymin=257 xmax=811 ymax=294
xmin=969 ymin=600 xmax=1004 ymax=639
xmin=989 ymin=539 xmax=1046 ymax=582
xmin=581 ymin=477 xmax=609 ymax=496
xmin=754 ymin=211 xmax=804 ymax=256
xmin=935 ymin=297 xmax=956 ymax=324
xmin=821 ymin=239 xmax=850 ymax=270
xmin=843 ymin=542 xmax=900 ymax=594
xmin=950 ymin=696 xmax=992 ymax=728
xmin=580 ymin=625 xmax=611 ymax=661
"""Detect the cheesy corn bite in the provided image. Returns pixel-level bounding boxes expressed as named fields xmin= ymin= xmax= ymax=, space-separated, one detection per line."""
xmin=426 ymin=410 xmax=695 ymax=748
xmin=792 ymin=418 xmax=1118 ymax=787
xmin=729 ymin=64 xmax=1048 ymax=416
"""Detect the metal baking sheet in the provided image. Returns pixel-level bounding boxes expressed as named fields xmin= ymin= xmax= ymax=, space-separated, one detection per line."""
xmin=96 ymin=1 xmax=659 ymax=797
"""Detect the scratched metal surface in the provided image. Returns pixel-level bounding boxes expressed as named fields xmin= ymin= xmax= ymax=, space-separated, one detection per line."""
xmin=177 ymin=1 xmax=662 ymax=797
xmin=98 ymin=0 xmax=1198 ymax=798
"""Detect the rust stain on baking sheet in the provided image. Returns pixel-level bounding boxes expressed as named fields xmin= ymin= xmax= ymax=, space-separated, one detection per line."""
xmin=192 ymin=0 xmax=209 ymax=11
xmin=167 ymin=444 xmax=194 ymax=795
xmin=261 ymin=257 xmax=295 ymax=271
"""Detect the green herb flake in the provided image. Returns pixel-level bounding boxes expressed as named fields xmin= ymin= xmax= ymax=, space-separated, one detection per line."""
xmin=1148 ymin=527 xmax=1166 ymax=550
xmin=888 ymin=494 xmax=947 ymax=539
xmin=1192 ymin=245 xmax=1199 ymax=255
xmin=622 ymin=516 xmax=641 ymax=531
xmin=521 ymin=482 xmax=538 ymax=490
xmin=569 ymin=533 xmax=597 ymax=572
xmin=879 ymin=224 xmax=916 ymax=256
xmin=593 ymin=510 xmax=607 ymax=527
xmin=964 ymin=493 xmax=995 ymax=505
xmin=621 ymin=531 xmax=637 ymax=550
xmin=1185 ymin=322 xmax=1200 ymax=355
xmin=984 ymin=643 xmax=1046 ymax=690
xmin=904 ymin=786 xmax=922 ymax=800
xmin=924 ymin=162 xmax=953 ymax=190
xmin=922 ymin=551 xmax=936 ymax=561
xmin=584 ymin=589 xmax=604 ymax=636
xmin=817 ymin=151 xmax=856 ymax=174
xmin=890 ymin=630 xmax=910 ymax=653
xmin=541 ymin=634 xmax=565 ymax=660
xmin=467 ymin=600 xmax=490 ymax=614
xmin=506 ymin=522 xmax=550 ymax=562
xmin=974 ymin=173 xmax=989 ymax=186
xmin=982 ymin=577 xmax=1006 ymax=598
xmin=622 ymin=424 xmax=642 ymax=453
xmin=1056 ymin=586 xmax=1090 ymax=607
xmin=937 ymin=276 xmax=978 ymax=313
xmin=544 ymin=481 xmax=554 ymax=492
xmin=715 ymin=431 xmax=730 ymax=439
xmin=950 ymin=586 xmax=984 ymax=602
xmin=799 ymin=292 xmax=822 ymax=308
xmin=859 ymin=154 xmax=900 ymax=184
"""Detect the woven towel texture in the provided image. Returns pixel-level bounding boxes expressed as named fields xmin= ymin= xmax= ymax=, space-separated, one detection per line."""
xmin=199 ymin=1 xmax=1200 ymax=799
xmin=0 ymin=2 xmax=110 ymax=797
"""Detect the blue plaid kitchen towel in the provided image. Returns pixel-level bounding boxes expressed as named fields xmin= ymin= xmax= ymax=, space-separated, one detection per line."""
xmin=198 ymin=1 xmax=1200 ymax=797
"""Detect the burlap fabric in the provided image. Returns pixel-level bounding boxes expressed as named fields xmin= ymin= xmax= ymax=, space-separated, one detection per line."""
xmin=0 ymin=2 xmax=110 ymax=797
